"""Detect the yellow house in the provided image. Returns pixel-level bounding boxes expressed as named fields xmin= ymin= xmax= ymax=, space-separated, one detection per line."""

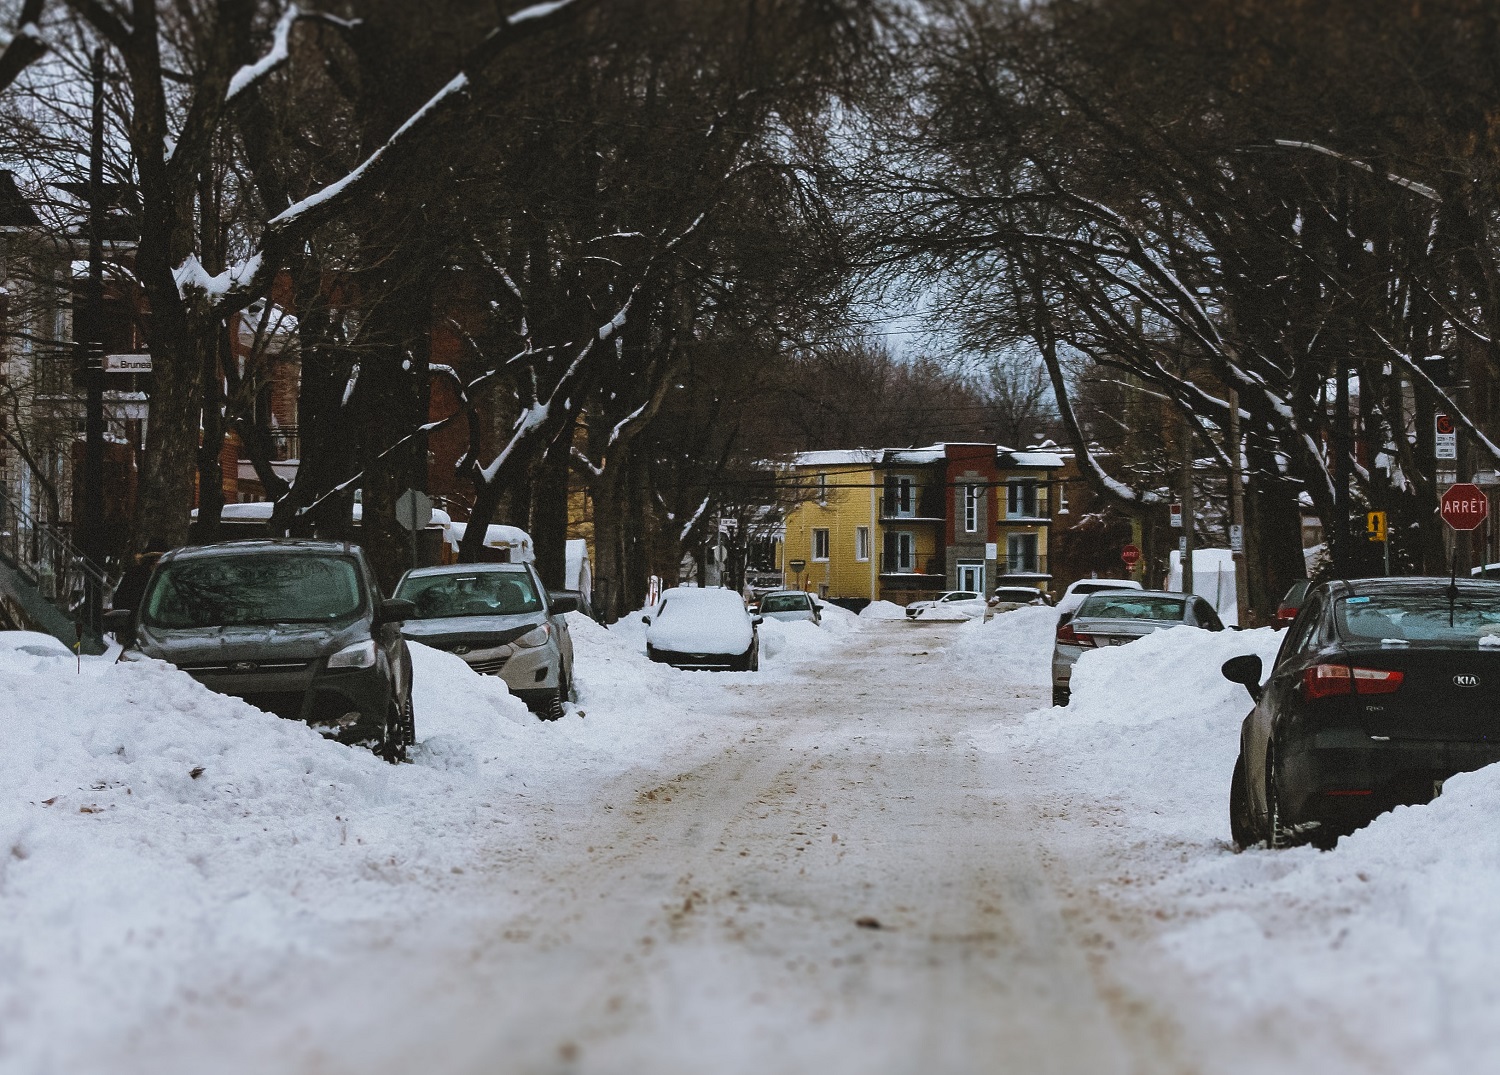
xmin=780 ymin=444 xmax=1060 ymax=607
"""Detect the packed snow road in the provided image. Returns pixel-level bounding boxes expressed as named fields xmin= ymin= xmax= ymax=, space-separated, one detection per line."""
xmin=89 ymin=620 xmax=1159 ymax=1075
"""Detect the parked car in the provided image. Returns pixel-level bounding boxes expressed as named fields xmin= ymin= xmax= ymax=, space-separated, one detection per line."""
xmin=1052 ymin=589 xmax=1225 ymax=706
xmin=1275 ymin=578 xmax=1312 ymax=626
xmin=1222 ymin=578 xmax=1500 ymax=850
xmin=988 ymin=585 xmax=1051 ymax=614
xmin=393 ymin=562 xmax=577 ymax=720
xmin=644 ymin=587 xmax=762 ymax=670
xmin=106 ymin=541 xmax=416 ymax=762
xmin=905 ymin=591 xmax=985 ymax=620
xmin=1054 ymin=577 xmax=1143 ymax=620
xmin=755 ymin=590 xmax=822 ymax=624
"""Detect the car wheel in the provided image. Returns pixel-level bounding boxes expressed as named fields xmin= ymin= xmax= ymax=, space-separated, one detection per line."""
xmin=749 ymin=640 xmax=760 ymax=672
xmin=1052 ymin=685 xmax=1070 ymax=707
xmin=401 ymin=692 xmax=416 ymax=747
xmin=1229 ymin=752 xmax=1255 ymax=850
xmin=380 ymin=701 xmax=408 ymax=764
xmin=543 ymin=688 xmax=565 ymax=722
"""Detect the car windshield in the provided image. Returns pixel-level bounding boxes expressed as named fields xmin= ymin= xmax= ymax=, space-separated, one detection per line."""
xmin=1076 ymin=593 xmax=1186 ymax=621
xmin=144 ymin=555 xmax=363 ymax=628
xmin=396 ymin=569 xmax=543 ymax=619
xmin=760 ymin=594 xmax=810 ymax=613
xmin=1336 ymin=594 xmax=1500 ymax=644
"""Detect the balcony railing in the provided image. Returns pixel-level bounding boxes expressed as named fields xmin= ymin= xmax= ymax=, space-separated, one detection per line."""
xmin=879 ymin=554 xmax=946 ymax=576
xmin=997 ymin=554 xmax=1049 ymax=576
xmin=880 ymin=492 xmax=944 ymax=520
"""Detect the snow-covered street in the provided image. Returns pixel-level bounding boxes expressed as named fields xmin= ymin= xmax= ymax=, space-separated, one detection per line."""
xmin=4 ymin=610 xmax=1498 ymax=1074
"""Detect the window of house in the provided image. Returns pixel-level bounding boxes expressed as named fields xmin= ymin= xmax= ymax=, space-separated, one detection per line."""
xmin=1007 ymin=481 xmax=1038 ymax=519
xmin=884 ymin=530 xmax=915 ymax=572
xmin=813 ymin=528 xmax=830 ymax=561
xmin=1057 ymin=481 xmax=1069 ymax=515
xmin=816 ymin=472 xmax=828 ymax=504
xmin=1007 ymin=533 xmax=1039 ymax=573
xmin=855 ymin=526 xmax=870 ymax=562
xmin=885 ymin=474 xmax=914 ymax=516
xmin=964 ymin=485 xmax=980 ymax=532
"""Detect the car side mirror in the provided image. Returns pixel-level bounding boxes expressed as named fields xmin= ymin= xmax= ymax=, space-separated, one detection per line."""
xmin=549 ymin=593 xmax=579 ymax=615
xmin=375 ymin=598 xmax=416 ymax=626
xmin=103 ymin=608 xmax=134 ymax=643
xmin=1221 ymin=654 xmax=1264 ymax=701
xmin=752 ymin=615 xmax=764 ymax=626
xmin=641 ymin=614 xmax=651 ymax=625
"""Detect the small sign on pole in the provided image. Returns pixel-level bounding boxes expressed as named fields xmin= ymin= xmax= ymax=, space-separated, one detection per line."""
xmin=1436 ymin=414 xmax=1458 ymax=461
xmin=1121 ymin=543 xmax=1141 ymax=568
xmin=1366 ymin=511 xmax=1387 ymax=542
xmin=104 ymin=353 xmax=152 ymax=373
xmin=1229 ymin=524 xmax=1244 ymax=555
xmin=1169 ymin=502 xmax=1183 ymax=528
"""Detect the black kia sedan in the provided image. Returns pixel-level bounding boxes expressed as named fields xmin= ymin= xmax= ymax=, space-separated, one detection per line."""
xmin=1223 ymin=578 xmax=1500 ymax=849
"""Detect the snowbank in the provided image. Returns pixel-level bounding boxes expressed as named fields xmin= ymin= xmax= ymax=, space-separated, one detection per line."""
xmin=857 ymin=600 xmax=907 ymax=620
xmin=946 ymin=604 xmax=1060 ymax=688
xmin=982 ymin=621 xmax=1500 ymax=1071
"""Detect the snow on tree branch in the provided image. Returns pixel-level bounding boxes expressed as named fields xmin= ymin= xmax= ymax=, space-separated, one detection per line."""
xmin=1270 ymin=140 xmax=1441 ymax=203
xmin=225 ymin=4 xmax=301 ymax=102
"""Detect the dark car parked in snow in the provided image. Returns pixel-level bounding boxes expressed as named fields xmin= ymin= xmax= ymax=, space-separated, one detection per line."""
xmin=1223 ymin=578 xmax=1500 ymax=849
xmin=105 ymin=541 xmax=416 ymax=762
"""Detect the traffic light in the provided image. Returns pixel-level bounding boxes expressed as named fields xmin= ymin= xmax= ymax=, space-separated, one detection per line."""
xmin=1366 ymin=511 xmax=1387 ymax=542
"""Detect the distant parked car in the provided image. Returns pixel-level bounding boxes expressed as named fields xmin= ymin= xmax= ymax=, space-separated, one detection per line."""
xmin=1222 ymin=578 xmax=1500 ymax=850
xmin=756 ymin=590 xmax=822 ymax=624
xmin=644 ymin=587 xmax=762 ymax=670
xmin=106 ymin=540 xmax=416 ymax=762
xmin=1275 ymin=579 xmax=1312 ymax=626
xmin=905 ymin=591 xmax=985 ymax=620
xmin=988 ymin=585 xmax=1051 ymax=614
xmin=1051 ymin=589 xmax=1224 ymax=706
xmin=393 ymin=562 xmax=577 ymax=721
xmin=1054 ymin=577 xmax=1143 ymax=621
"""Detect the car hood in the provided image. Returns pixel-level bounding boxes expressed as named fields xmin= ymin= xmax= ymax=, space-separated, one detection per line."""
xmin=400 ymin=613 xmax=548 ymax=649
xmin=137 ymin=619 xmax=367 ymax=664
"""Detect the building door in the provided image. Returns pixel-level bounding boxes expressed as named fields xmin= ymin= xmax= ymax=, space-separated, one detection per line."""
xmin=958 ymin=561 xmax=984 ymax=594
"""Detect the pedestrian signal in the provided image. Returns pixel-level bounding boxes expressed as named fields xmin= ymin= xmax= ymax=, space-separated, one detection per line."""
xmin=1366 ymin=511 xmax=1387 ymax=542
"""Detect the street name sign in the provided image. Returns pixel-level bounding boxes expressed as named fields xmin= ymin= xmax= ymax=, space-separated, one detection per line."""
xmin=104 ymin=353 xmax=152 ymax=373
xmin=1440 ymin=483 xmax=1488 ymax=532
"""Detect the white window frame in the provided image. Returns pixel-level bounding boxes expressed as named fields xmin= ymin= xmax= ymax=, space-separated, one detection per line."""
xmin=1007 ymin=480 xmax=1038 ymax=519
xmin=816 ymin=472 xmax=828 ymax=505
xmin=855 ymin=525 xmax=870 ymax=562
xmin=964 ymin=485 xmax=980 ymax=532
xmin=896 ymin=531 xmax=914 ymax=571
xmin=812 ymin=528 xmax=831 ymax=562
xmin=1007 ymin=532 xmax=1039 ymax=572
xmin=894 ymin=475 xmax=914 ymax=516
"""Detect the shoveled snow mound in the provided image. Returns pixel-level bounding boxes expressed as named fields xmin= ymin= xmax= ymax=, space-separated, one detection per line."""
xmin=858 ymin=600 xmax=907 ymax=620
xmin=982 ymin=622 xmax=1500 ymax=1072
xmin=946 ymin=604 xmax=1060 ymax=688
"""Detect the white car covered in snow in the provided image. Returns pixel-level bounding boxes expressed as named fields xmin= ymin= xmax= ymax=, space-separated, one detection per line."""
xmin=1054 ymin=577 xmax=1142 ymax=620
xmin=905 ymin=591 xmax=985 ymax=620
xmin=644 ymin=587 xmax=763 ymax=671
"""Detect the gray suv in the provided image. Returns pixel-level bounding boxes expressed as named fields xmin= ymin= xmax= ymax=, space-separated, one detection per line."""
xmin=393 ymin=562 xmax=577 ymax=720
xmin=105 ymin=541 xmax=416 ymax=762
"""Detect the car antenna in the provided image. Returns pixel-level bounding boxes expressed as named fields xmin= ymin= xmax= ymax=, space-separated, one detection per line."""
xmin=1449 ymin=545 xmax=1460 ymax=629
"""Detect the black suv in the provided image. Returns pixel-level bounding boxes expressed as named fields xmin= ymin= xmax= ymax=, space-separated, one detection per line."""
xmin=107 ymin=540 xmax=416 ymax=762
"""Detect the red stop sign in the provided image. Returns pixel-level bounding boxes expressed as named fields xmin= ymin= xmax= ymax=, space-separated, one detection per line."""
xmin=1121 ymin=543 xmax=1142 ymax=567
xmin=1440 ymin=483 xmax=1489 ymax=531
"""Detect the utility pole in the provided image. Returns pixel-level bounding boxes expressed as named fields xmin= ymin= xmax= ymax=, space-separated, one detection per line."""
xmin=1333 ymin=354 xmax=1351 ymax=577
xmin=1227 ymin=386 xmax=1250 ymax=623
xmin=1179 ymin=415 xmax=1195 ymax=595
xmin=80 ymin=46 xmax=106 ymax=640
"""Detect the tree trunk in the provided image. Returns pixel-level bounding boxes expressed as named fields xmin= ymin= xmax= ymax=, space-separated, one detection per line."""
xmin=531 ymin=425 xmax=571 ymax=591
xmin=589 ymin=468 xmax=626 ymax=622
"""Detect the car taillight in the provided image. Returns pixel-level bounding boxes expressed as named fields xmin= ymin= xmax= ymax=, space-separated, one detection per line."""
xmin=1276 ymin=605 xmax=1297 ymax=624
xmin=1056 ymin=622 xmax=1095 ymax=647
xmin=1302 ymin=663 xmax=1404 ymax=699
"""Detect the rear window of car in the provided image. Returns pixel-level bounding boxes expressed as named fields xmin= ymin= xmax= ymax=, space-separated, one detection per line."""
xmin=995 ymin=589 xmax=1037 ymax=601
xmin=760 ymin=594 xmax=810 ymax=613
xmin=396 ymin=569 xmax=543 ymax=618
xmin=1076 ymin=593 xmax=1186 ymax=621
xmin=145 ymin=555 xmax=363 ymax=628
xmin=1335 ymin=594 xmax=1500 ymax=644
xmin=1073 ymin=582 xmax=1132 ymax=596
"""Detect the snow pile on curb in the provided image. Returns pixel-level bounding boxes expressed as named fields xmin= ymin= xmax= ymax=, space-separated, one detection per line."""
xmin=946 ymin=604 xmax=1060 ymax=688
xmin=858 ymin=600 xmax=907 ymax=620
xmin=985 ymin=622 xmax=1500 ymax=1071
